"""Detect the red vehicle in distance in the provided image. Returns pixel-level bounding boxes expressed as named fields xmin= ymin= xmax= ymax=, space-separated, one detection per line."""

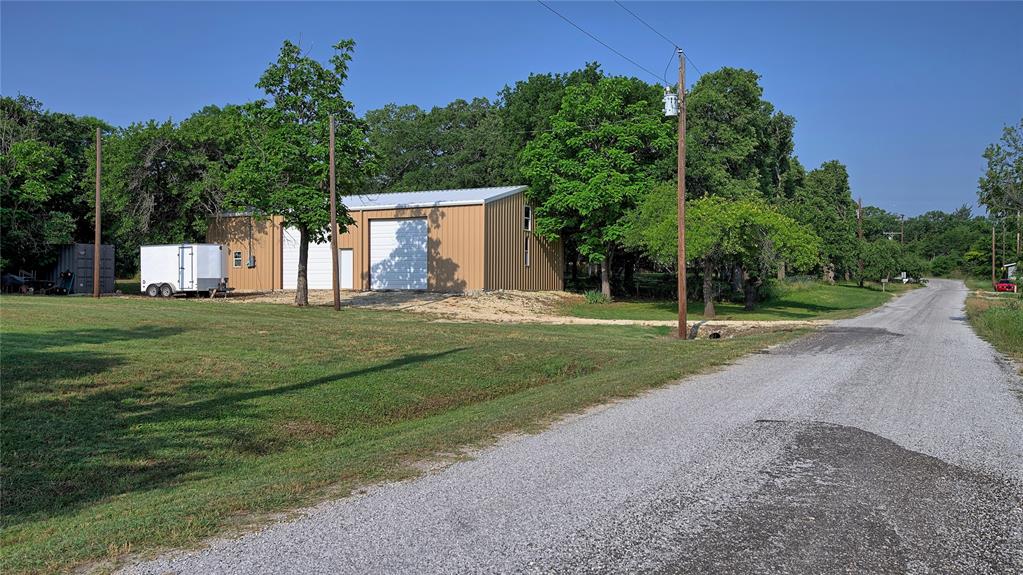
xmin=994 ymin=278 xmax=1017 ymax=293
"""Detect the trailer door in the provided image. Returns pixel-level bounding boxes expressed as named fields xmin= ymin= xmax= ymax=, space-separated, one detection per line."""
xmin=178 ymin=245 xmax=195 ymax=291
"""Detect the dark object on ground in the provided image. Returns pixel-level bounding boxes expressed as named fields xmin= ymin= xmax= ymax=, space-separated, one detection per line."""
xmin=1 ymin=273 xmax=26 ymax=293
xmin=50 ymin=243 xmax=115 ymax=294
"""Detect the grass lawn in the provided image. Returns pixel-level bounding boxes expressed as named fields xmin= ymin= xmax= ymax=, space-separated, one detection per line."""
xmin=565 ymin=281 xmax=913 ymax=322
xmin=964 ymin=281 xmax=1023 ymax=369
xmin=0 ymin=296 xmax=802 ymax=574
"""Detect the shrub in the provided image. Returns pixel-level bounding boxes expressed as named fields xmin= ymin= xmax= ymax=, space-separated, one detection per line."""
xmin=584 ymin=289 xmax=611 ymax=305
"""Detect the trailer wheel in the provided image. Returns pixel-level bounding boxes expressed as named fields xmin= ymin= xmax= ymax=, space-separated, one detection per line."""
xmin=145 ymin=284 xmax=160 ymax=297
xmin=159 ymin=284 xmax=174 ymax=298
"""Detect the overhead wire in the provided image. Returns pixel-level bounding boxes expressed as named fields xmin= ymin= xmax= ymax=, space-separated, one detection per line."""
xmin=535 ymin=0 xmax=665 ymax=85
xmin=612 ymin=0 xmax=703 ymax=80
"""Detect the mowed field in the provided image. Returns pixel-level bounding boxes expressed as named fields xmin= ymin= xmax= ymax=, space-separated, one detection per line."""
xmin=0 ymin=296 xmax=801 ymax=574
xmin=566 ymin=281 xmax=912 ymax=322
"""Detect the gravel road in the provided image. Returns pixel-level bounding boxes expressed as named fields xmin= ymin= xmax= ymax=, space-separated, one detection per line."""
xmin=124 ymin=279 xmax=1023 ymax=574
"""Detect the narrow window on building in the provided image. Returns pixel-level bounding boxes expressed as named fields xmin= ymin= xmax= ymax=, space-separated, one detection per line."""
xmin=523 ymin=205 xmax=533 ymax=231
xmin=524 ymin=235 xmax=531 ymax=267
xmin=233 ymin=251 xmax=242 ymax=268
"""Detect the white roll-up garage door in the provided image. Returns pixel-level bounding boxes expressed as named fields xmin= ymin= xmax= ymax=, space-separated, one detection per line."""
xmin=370 ymin=218 xmax=427 ymax=290
xmin=282 ymin=227 xmax=334 ymax=290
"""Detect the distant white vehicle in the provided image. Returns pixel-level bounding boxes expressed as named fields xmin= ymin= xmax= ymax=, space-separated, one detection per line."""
xmin=140 ymin=244 xmax=228 ymax=297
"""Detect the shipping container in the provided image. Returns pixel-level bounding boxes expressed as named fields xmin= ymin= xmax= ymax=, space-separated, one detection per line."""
xmin=49 ymin=243 xmax=115 ymax=294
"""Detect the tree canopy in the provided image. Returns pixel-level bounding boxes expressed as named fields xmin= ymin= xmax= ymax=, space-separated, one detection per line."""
xmin=3 ymin=54 xmax=1011 ymax=302
xmin=520 ymin=76 xmax=673 ymax=296
xmin=223 ymin=39 xmax=376 ymax=305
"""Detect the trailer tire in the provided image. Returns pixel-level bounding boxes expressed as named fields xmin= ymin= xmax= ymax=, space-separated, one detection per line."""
xmin=145 ymin=284 xmax=160 ymax=297
xmin=159 ymin=284 xmax=174 ymax=298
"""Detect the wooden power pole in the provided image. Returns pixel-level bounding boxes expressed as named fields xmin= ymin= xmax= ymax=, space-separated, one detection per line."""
xmin=992 ymin=224 xmax=997 ymax=286
xmin=93 ymin=127 xmax=101 ymax=298
xmin=329 ymin=115 xmax=341 ymax=312
xmin=857 ymin=197 xmax=864 ymax=280
xmin=676 ymin=49 xmax=687 ymax=339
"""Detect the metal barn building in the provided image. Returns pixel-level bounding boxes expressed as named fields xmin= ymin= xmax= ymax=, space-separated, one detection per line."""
xmin=206 ymin=186 xmax=564 ymax=292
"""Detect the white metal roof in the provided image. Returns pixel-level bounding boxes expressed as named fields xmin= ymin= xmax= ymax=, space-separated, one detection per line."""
xmin=341 ymin=186 xmax=527 ymax=211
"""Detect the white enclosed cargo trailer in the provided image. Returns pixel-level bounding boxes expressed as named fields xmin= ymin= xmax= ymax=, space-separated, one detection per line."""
xmin=140 ymin=244 xmax=228 ymax=297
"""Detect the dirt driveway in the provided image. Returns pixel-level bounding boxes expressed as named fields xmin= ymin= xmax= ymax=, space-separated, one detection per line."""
xmin=214 ymin=289 xmax=825 ymax=338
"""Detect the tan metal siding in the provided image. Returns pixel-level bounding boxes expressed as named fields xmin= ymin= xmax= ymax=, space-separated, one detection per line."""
xmin=484 ymin=194 xmax=564 ymax=291
xmin=206 ymin=215 xmax=283 ymax=291
xmin=339 ymin=205 xmax=485 ymax=292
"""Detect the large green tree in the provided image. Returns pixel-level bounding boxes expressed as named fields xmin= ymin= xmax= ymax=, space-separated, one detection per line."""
xmin=520 ymin=76 xmax=674 ymax=297
xmin=685 ymin=68 xmax=799 ymax=202
xmin=978 ymin=119 xmax=1023 ymax=214
xmin=0 ymin=96 xmax=106 ymax=272
xmin=785 ymin=160 xmax=858 ymax=281
xmin=627 ymin=191 xmax=820 ymax=315
xmin=101 ymin=106 xmax=247 ymax=273
xmin=364 ymin=98 xmax=513 ymax=192
xmin=225 ymin=39 xmax=375 ymax=305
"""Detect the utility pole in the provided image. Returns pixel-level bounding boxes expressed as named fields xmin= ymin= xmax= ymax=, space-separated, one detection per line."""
xmin=856 ymin=197 xmax=864 ymax=282
xmin=676 ymin=49 xmax=687 ymax=339
xmin=992 ymin=224 xmax=996 ymax=286
xmin=1001 ymin=218 xmax=1006 ymax=268
xmin=93 ymin=127 xmax=102 ymax=298
xmin=900 ymin=215 xmax=904 ymax=245
xmin=328 ymin=115 xmax=341 ymax=312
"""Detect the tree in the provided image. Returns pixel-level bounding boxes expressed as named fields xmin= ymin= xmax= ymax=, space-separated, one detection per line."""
xmin=498 ymin=63 xmax=604 ymax=178
xmin=685 ymin=68 xmax=799 ymax=202
xmin=978 ymin=119 xmax=1023 ymax=214
xmin=0 ymin=96 xmax=106 ymax=272
xmin=520 ymin=76 xmax=674 ymax=297
xmin=225 ymin=39 xmax=375 ymax=306
xmin=785 ymin=160 xmax=858 ymax=281
xmin=363 ymin=98 xmax=513 ymax=192
xmin=859 ymin=239 xmax=902 ymax=283
xmin=100 ymin=106 xmax=247 ymax=274
xmin=628 ymin=193 xmax=820 ymax=315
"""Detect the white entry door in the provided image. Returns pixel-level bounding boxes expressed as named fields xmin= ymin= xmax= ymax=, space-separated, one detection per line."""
xmin=282 ymin=227 xmax=334 ymax=289
xmin=339 ymin=248 xmax=353 ymax=290
xmin=369 ymin=218 xmax=428 ymax=290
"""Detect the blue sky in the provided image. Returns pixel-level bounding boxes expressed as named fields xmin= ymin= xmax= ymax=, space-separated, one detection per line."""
xmin=2 ymin=1 xmax=1021 ymax=215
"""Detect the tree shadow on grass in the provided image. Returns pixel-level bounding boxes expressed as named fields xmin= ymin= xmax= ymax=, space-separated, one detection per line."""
xmin=2 ymin=344 xmax=465 ymax=525
xmin=2 ymin=326 xmax=184 ymax=387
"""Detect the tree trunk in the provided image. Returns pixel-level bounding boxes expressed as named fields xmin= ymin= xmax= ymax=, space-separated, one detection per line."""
xmin=777 ymin=261 xmax=786 ymax=280
xmin=703 ymin=258 xmax=716 ymax=319
xmin=600 ymin=254 xmax=612 ymax=299
xmin=743 ymin=275 xmax=758 ymax=311
xmin=295 ymin=227 xmax=310 ymax=306
xmin=822 ymin=264 xmax=835 ymax=285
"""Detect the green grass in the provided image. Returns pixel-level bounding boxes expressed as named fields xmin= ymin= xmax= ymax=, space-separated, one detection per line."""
xmin=566 ymin=281 xmax=910 ymax=322
xmin=966 ymin=292 xmax=1023 ymax=369
xmin=0 ymin=296 xmax=801 ymax=574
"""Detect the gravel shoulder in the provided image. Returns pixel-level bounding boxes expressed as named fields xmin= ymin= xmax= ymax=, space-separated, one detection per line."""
xmin=124 ymin=279 xmax=1023 ymax=575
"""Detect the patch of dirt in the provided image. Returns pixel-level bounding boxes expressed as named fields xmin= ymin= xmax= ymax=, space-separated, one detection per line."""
xmin=207 ymin=289 xmax=825 ymax=339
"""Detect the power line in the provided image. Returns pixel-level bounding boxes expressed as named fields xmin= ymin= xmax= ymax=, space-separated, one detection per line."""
xmin=613 ymin=0 xmax=676 ymax=48
xmin=661 ymin=49 xmax=676 ymax=86
xmin=612 ymin=0 xmax=703 ymax=79
xmin=536 ymin=0 xmax=665 ymax=85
